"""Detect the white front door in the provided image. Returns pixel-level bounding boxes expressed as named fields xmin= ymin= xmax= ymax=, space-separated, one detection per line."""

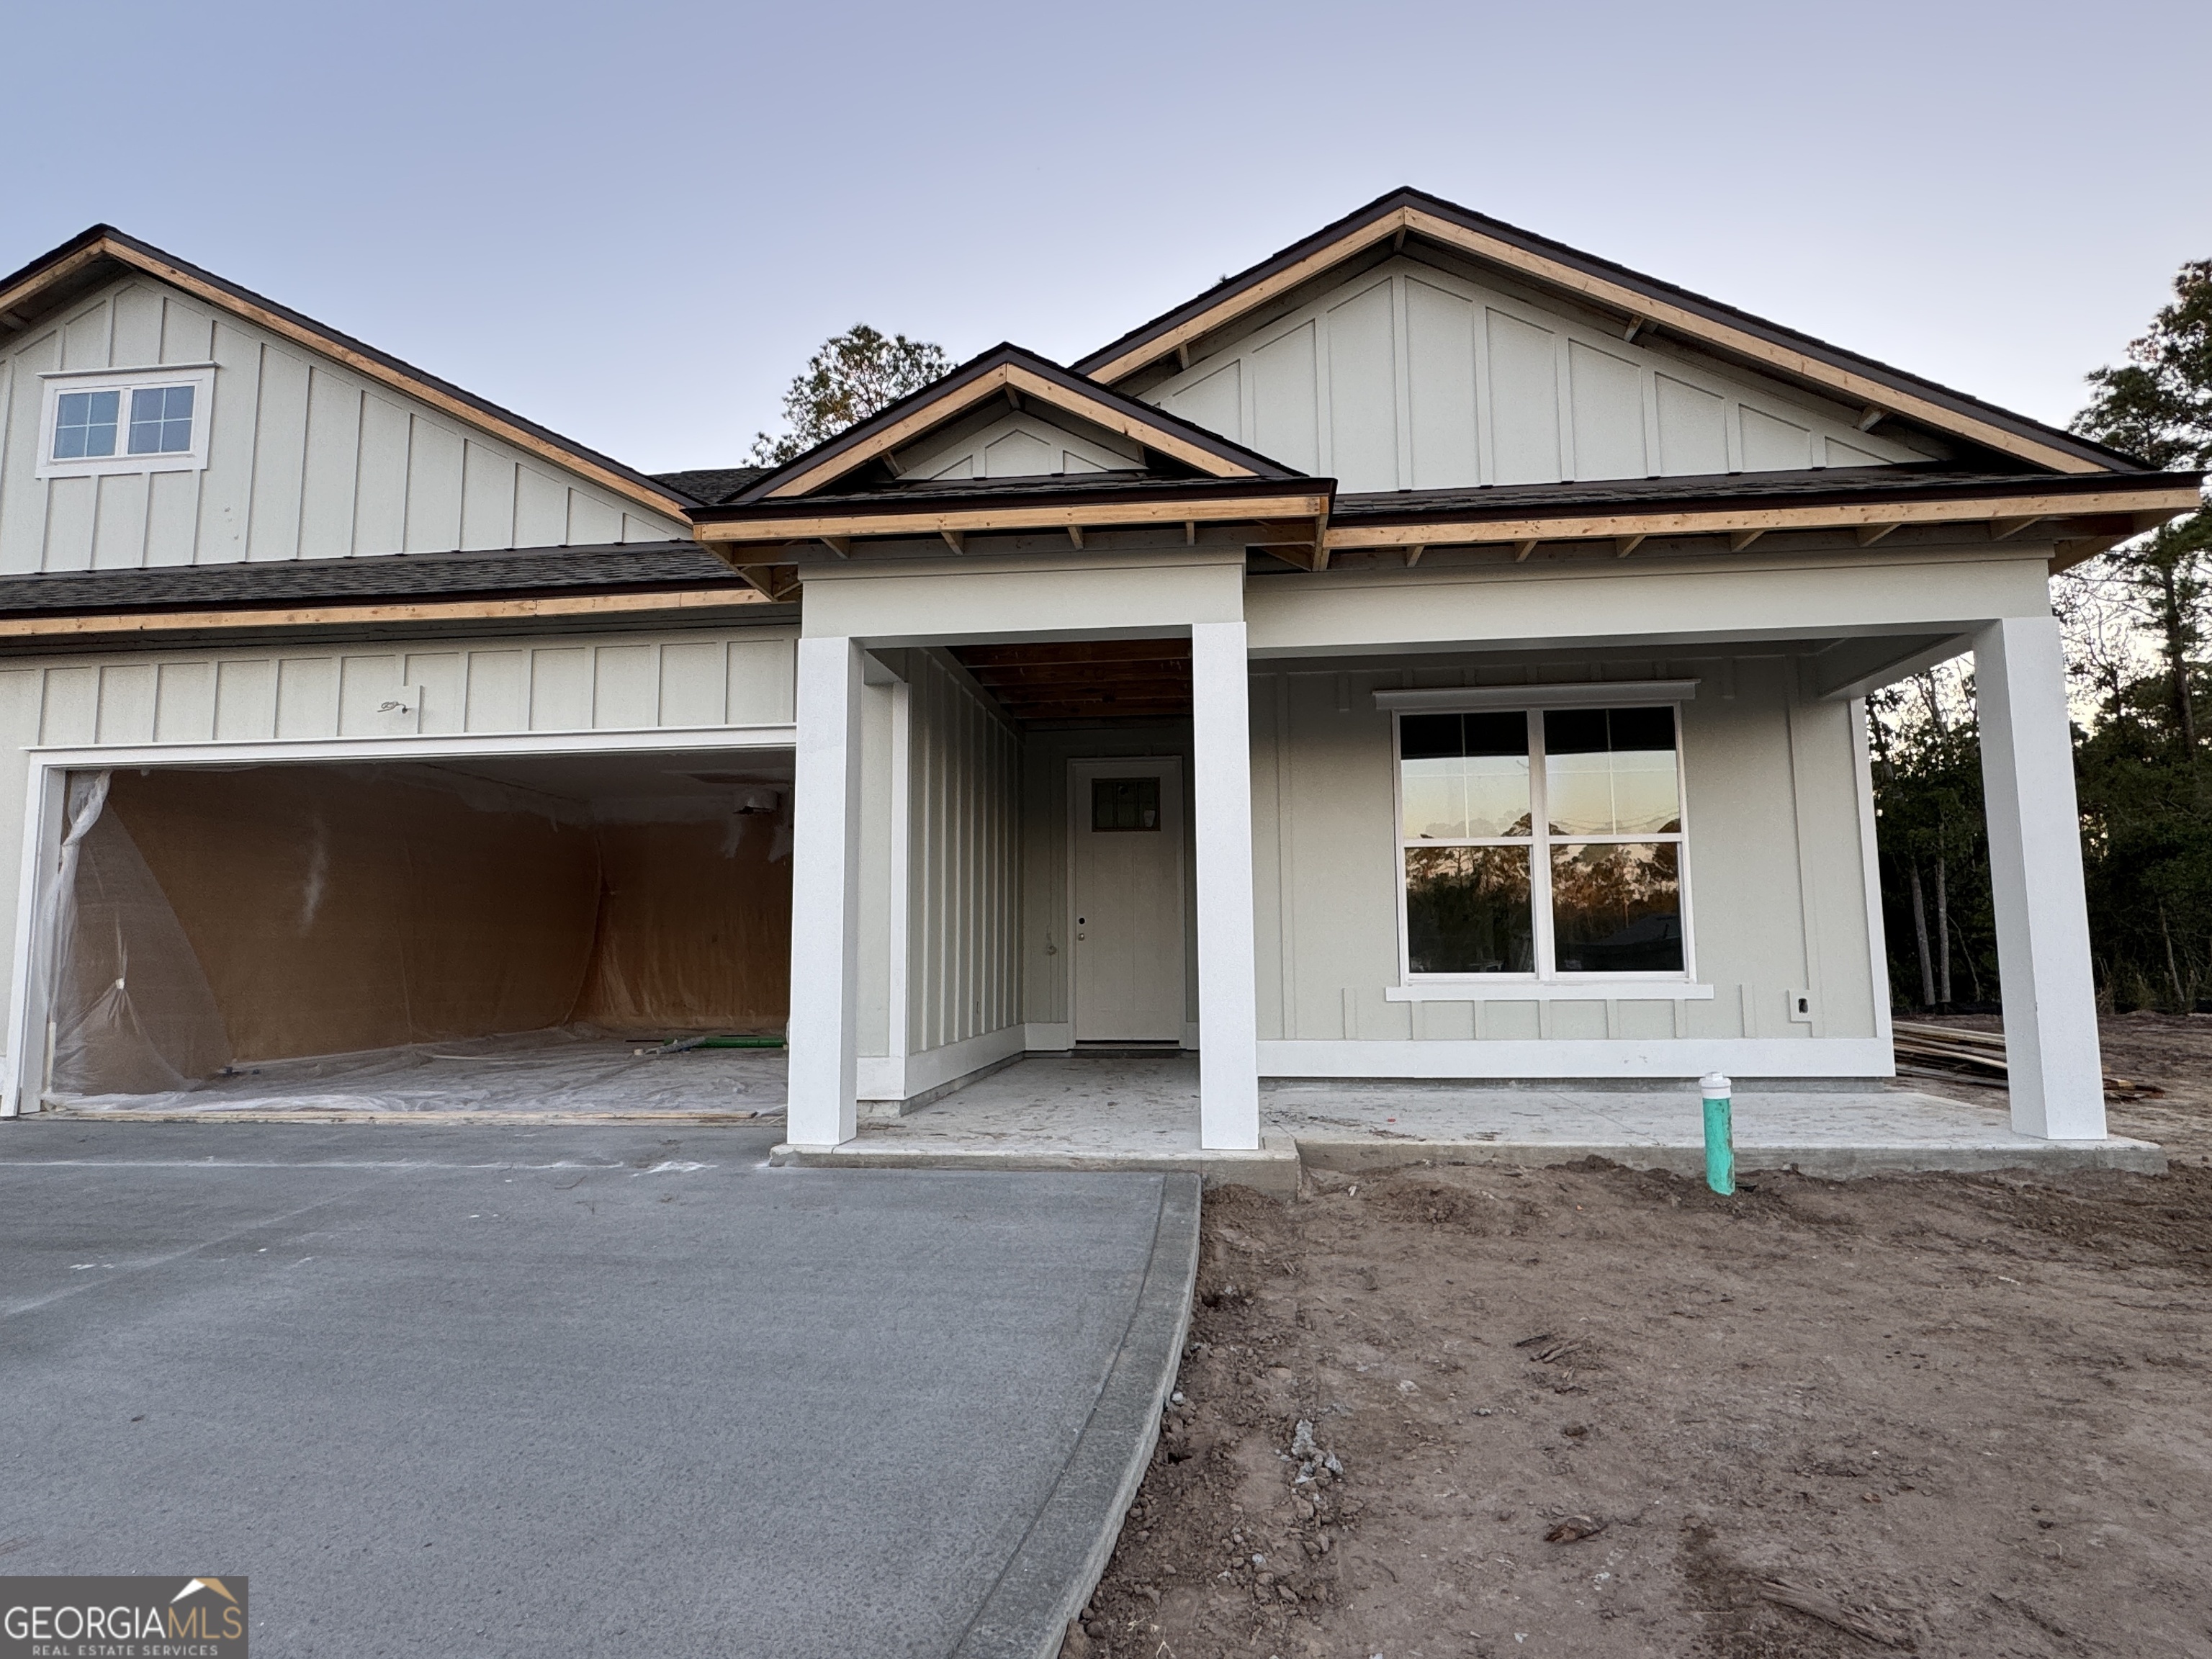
xmin=1070 ymin=759 xmax=1187 ymax=1042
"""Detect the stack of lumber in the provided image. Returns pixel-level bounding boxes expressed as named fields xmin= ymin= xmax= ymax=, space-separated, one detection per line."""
xmin=1892 ymin=1020 xmax=2162 ymax=1099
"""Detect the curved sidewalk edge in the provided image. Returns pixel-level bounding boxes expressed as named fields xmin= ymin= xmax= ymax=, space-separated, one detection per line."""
xmin=950 ymin=1172 xmax=1201 ymax=1659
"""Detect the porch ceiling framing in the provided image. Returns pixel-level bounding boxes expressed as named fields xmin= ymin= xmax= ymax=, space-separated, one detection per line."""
xmin=950 ymin=637 xmax=1193 ymax=724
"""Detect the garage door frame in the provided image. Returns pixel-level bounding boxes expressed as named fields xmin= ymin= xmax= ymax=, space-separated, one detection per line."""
xmin=4 ymin=721 xmax=796 ymax=1117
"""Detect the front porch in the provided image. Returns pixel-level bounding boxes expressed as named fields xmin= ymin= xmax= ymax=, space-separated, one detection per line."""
xmin=771 ymin=1056 xmax=2164 ymax=1190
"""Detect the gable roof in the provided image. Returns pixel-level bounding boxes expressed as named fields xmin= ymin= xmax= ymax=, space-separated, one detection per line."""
xmin=1073 ymin=187 xmax=2138 ymax=478
xmin=728 ymin=343 xmax=1305 ymax=503
xmin=0 ymin=225 xmax=697 ymax=518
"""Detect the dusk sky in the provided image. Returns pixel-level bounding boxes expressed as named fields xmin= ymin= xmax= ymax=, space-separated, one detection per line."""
xmin=12 ymin=0 xmax=2207 ymax=473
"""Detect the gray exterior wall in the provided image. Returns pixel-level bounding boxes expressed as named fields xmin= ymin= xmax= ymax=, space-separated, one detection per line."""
xmin=1249 ymin=650 xmax=1879 ymax=1053
xmin=0 ymin=274 xmax=689 ymax=572
xmin=855 ymin=649 xmax=1021 ymax=1096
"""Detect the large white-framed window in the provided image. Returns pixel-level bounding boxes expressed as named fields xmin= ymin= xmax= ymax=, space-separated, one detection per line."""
xmin=35 ymin=364 xmax=216 ymax=481
xmin=1384 ymin=683 xmax=1697 ymax=988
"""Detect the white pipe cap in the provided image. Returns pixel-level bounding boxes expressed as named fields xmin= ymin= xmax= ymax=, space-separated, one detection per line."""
xmin=1699 ymin=1071 xmax=1732 ymax=1097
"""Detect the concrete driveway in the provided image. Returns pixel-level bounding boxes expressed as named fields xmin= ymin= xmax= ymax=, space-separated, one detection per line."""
xmin=0 ymin=1121 xmax=1197 ymax=1658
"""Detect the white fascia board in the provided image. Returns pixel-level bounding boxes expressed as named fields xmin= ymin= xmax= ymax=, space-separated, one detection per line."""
xmin=1373 ymin=678 xmax=1698 ymax=713
xmin=1258 ymin=1036 xmax=1895 ymax=1078
xmin=1385 ymin=980 xmax=1714 ymax=1002
xmin=25 ymin=725 xmax=796 ymax=768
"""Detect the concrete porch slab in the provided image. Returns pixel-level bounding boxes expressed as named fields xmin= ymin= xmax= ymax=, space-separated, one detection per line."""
xmin=778 ymin=1056 xmax=2165 ymax=1184
xmin=1270 ymin=1082 xmax=2166 ymax=1177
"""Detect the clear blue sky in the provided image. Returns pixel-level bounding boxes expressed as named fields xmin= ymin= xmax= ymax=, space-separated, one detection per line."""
xmin=10 ymin=0 xmax=2206 ymax=472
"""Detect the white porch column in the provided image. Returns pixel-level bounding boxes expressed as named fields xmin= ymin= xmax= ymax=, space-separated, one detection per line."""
xmin=1974 ymin=616 xmax=2105 ymax=1138
xmin=787 ymin=635 xmax=866 ymax=1147
xmin=1190 ymin=620 xmax=1260 ymax=1150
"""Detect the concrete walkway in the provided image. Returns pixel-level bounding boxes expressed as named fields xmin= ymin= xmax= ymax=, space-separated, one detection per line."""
xmin=775 ymin=1054 xmax=2163 ymax=1183
xmin=0 ymin=1121 xmax=1197 ymax=1659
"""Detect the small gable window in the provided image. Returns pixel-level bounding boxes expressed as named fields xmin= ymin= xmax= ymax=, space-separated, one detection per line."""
xmin=37 ymin=366 xmax=214 ymax=480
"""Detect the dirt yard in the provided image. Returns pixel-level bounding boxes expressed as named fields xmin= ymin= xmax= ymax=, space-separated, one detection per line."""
xmin=1074 ymin=1015 xmax=2212 ymax=1658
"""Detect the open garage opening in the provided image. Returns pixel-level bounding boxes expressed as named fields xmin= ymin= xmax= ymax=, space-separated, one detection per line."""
xmin=31 ymin=750 xmax=794 ymax=1117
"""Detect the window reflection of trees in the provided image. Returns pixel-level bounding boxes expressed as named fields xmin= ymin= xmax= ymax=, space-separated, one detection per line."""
xmin=1406 ymin=846 xmax=1534 ymax=974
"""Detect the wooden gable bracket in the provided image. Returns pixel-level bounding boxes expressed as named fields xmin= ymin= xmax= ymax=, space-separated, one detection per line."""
xmin=736 ymin=565 xmax=801 ymax=603
xmin=941 ymin=530 xmax=966 ymax=554
xmin=1855 ymin=523 xmax=1901 ymax=547
xmin=1990 ymin=516 xmax=2043 ymax=541
xmin=1622 ymin=316 xmax=1651 ymax=344
xmin=1184 ymin=521 xmax=1197 ymax=545
xmin=1403 ymin=544 xmax=1425 ymax=567
xmin=1728 ymin=529 xmax=1766 ymax=552
xmin=1067 ymin=526 xmax=1085 ymax=549
xmin=819 ymin=536 xmax=851 ymax=557
xmin=1614 ymin=534 xmax=1647 ymax=558
xmin=1514 ymin=539 xmax=1541 ymax=562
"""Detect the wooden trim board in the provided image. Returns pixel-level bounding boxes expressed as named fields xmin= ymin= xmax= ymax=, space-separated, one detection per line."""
xmin=0 ymin=585 xmax=769 ymax=640
xmin=696 ymin=490 xmax=1331 ymax=548
xmin=1323 ymin=486 xmax=2202 ymax=554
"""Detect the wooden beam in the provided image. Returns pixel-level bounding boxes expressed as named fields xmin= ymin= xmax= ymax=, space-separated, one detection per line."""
xmin=1005 ymin=387 xmax=1022 ymax=412
xmin=1403 ymin=544 xmax=1425 ymax=567
xmin=1614 ymin=534 xmax=1646 ymax=558
xmin=967 ymin=664 xmax=1194 ymax=691
xmin=0 ymin=584 xmax=770 ymax=641
xmin=941 ymin=529 xmax=966 ymax=554
xmin=1855 ymin=522 xmax=1900 ymax=547
xmin=953 ymin=639 xmax=1190 ymax=667
xmin=1990 ymin=516 xmax=2043 ymax=541
xmin=1622 ymin=316 xmax=1650 ymax=343
xmin=2051 ymin=534 xmax=2128 ymax=573
xmin=1514 ymin=539 xmax=1539 ymax=562
xmin=1319 ymin=485 xmax=2201 ymax=557
xmin=1067 ymin=526 xmax=1084 ymax=549
xmin=1184 ymin=521 xmax=1197 ymax=545
xmin=1856 ymin=406 xmax=1886 ymax=432
xmin=819 ymin=536 xmax=850 ymax=557
xmin=697 ymin=490 xmax=1331 ymax=548
xmin=1727 ymin=529 xmax=1766 ymax=552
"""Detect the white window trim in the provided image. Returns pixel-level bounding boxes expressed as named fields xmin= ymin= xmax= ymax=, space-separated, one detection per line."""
xmin=1387 ymin=691 xmax=1701 ymax=997
xmin=35 ymin=364 xmax=216 ymax=481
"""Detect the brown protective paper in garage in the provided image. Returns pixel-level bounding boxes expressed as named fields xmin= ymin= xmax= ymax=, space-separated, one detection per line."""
xmin=76 ymin=765 xmax=792 ymax=1074
xmin=104 ymin=766 xmax=603 ymax=1062
xmin=570 ymin=817 xmax=791 ymax=1034
xmin=51 ymin=804 xmax=235 ymax=1095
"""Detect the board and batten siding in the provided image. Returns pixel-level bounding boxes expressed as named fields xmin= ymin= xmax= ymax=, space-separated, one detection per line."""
xmin=0 ymin=276 xmax=690 ymax=573
xmin=1247 ymin=652 xmax=1879 ymax=1051
xmin=902 ymin=650 xmax=1022 ymax=1065
xmin=0 ymin=625 xmax=796 ymax=1066
xmin=1143 ymin=257 xmax=1928 ymax=495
